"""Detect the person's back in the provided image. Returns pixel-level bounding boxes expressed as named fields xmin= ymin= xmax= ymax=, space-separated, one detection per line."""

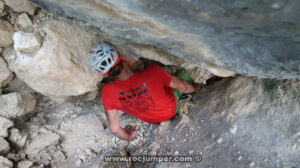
xmin=101 ymin=64 xmax=176 ymax=123
xmin=88 ymin=41 xmax=199 ymax=141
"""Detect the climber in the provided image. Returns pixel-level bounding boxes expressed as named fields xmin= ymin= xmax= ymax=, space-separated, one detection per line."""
xmin=88 ymin=42 xmax=201 ymax=141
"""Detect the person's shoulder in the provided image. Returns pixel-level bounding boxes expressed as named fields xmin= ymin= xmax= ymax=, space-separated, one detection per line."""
xmin=101 ymin=82 xmax=115 ymax=93
xmin=147 ymin=64 xmax=161 ymax=69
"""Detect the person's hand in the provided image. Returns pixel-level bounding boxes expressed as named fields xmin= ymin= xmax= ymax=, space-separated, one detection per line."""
xmin=193 ymin=83 xmax=204 ymax=92
xmin=124 ymin=125 xmax=138 ymax=141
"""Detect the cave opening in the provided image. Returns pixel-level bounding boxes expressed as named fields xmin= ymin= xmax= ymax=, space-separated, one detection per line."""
xmin=101 ymin=57 xmax=225 ymax=86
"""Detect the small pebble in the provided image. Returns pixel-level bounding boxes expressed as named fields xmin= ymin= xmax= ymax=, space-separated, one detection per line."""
xmin=76 ymin=159 xmax=83 ymax=166
xmin=217 ymin=137 xmax=223 ymax=144
xmin=229 ymin=124 xmax=238 ymax=135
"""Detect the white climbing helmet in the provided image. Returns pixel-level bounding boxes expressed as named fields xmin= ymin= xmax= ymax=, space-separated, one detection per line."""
xmin=88 ymin=42 xmax=121 ymax=75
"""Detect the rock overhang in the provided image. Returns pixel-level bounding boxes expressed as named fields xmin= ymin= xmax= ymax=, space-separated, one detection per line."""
xmin=31 ymin=0 xmax=300 ymax=79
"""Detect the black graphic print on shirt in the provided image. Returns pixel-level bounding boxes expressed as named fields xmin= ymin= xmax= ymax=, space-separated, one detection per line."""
xmin=118 ymin=82 xmax=155 ymax=115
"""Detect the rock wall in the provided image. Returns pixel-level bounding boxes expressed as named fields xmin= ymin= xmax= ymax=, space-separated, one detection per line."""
xmin=32 ymin=0 xmax=300 ymax=79
xmin=0 ymin=0 xmax=299 ymax=168
xmin=133 ymin=76 xmax=300 ymax=168
xmin=4 ymin=20 xmax=102 ymax=97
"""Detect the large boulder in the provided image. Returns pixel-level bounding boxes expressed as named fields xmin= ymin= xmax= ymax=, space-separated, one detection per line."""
xmin=32 ymin=0 xmax=300 ymax=79
xmin=5 ymin=20 xmax=102 ymax=97
xmin=4 ymin=0 xmax=38 ymax=15
xmin=0 ymin=117 xmax=13 ymax=137
xmin=0 ymin=92 xmax=36 ymax=119
xmin=0 ymin=20 xmax=14 ymax=47
xmin=0 ymin=56 xmax=13 ymax=87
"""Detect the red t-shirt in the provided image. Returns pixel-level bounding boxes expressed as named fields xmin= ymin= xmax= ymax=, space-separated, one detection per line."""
xmin=101 ymin=65 xmax=176 ymax=123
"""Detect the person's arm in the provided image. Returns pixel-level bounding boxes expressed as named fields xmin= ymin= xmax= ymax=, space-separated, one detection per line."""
xmin=105 ymin=109 xmax=137 ymax=141
xmin=170 ymin=76 xmax=202 ymax=93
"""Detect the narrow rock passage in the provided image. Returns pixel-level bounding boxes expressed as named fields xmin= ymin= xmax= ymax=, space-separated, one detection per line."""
xmin=0 ymin=0 xmax=299 ymax=168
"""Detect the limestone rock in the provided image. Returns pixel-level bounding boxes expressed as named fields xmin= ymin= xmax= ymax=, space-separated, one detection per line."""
xmin=0 ymin=1 xmax=3 ymax=11
xmin=0 ymin=92 xmax=36 ymax=119
xmin=0 ymin=1 xmax=6 ymax=17
xmin=31 ymin=0 xmax=300 ymax=79
xmin=8 ymin=128 xmax=27 ymax=148
xmin=6 ymin=153 xmax=24 ymax=163
xmin=217 ymin=137 xmax=223 ymax=144
xmin=229 ymin=124 xmax=238 ymax=135
xmin=3 ymin=77 xmax=34 ymax=94
xmin=4 ymin=0 xmax=37 ymax=15
xmin=13 ymin=32 xmax=41 ymax=53
xmin=0 ymin=156 xmax=13 ymax=168
xmin=58 ymin=114 xmax=104 ymax=157
xmin=0 ymin=137 xmax=10 ymax=155
xmin=17 ymin=13 xmax=33 ymax=28
xmin=0 ymin=117 xmax=13 ymax=137
xmin=28 ymin=164 xmax=44 ymax=168
xmin=150 ymin=76 xmax=300 ymax=167
xmin=186 ymin=66 xmax=213 ymax=84
xmin=0 ymin=20 xmax=14 ymax=47
xmin=0 ymin=56 xmax=13 ymax=87
xmin=17 ymin=160 xmax=33 ymax=168
xmin=4 ymin=20 xmax=102 ymax=97
xmin=25 ymin=130 xmax=60 ymax=154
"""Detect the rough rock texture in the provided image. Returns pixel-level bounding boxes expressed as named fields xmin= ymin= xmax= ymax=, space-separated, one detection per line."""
xmin=3 ymin=20 xmax=102 ymax=97
xmin=25 ymin=130 xmax=60 ymax=154
xmin=133 ymin=76 xmax=300 ymax=168
xmin=0 ymin=1 xmax=6 ymax=17
xmin=0 ymin=92 xmax=36 ymax=119
xmin=13 ymin=32 xmax=41 ymax=52
xmin=57 ymin=113 xmax=104 ymax=157
xmin=0 ymin=20 xmax=14 ymax=47
xmin=0 ymin=137 xmax=10 ymax=155
xmin=6 ymin=93 xmax=154 ymax=168
xmin=3 ymin=77 xmax=35 ymax=94
xmin=17 ymin=160 xmax=33 ymax=168
xmin=0 ymin=156 xmax=13 ymax=168
xmin=0 ymin=56 xmax=13 ymax=87
xmin=0 ymin=1 xmax=298 ymax=168
xmin=0 ymin=117 xmax=13 ymax=137
xmin=8 ymin=128 xmax=27 ymax=148
xmin=187 ymin=66 xmax=214 ymax=84
xmin=5 ymin=153 xmax=23 ymax=163
xmin=17 ymin=13 xmax=33 ymax=29
xmin=32 ymin=0 xmax=300 ymax=79
xmin=4 ymin=0 xmax=37 ymax=15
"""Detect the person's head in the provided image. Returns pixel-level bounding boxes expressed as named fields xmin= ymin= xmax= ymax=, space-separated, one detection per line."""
xmin=88 ymin=41 xmax=125 ymax=77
